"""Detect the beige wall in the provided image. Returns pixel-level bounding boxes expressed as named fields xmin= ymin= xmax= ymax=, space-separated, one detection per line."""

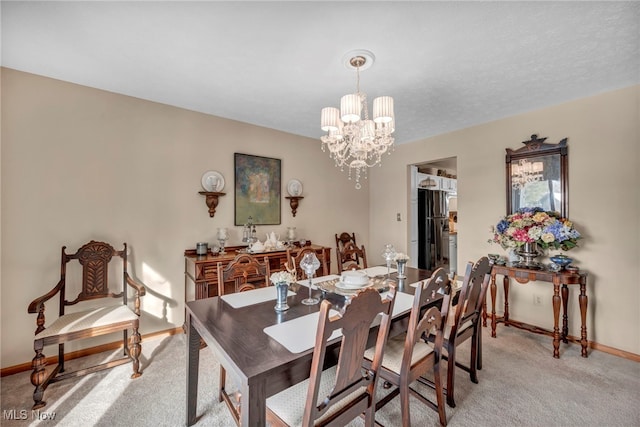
xmin=0 ymin=68 xmax=369 ymax=368
xmin=1 ymin=69 xmax=638 ymax=369
xmin=369 ymin=85 xmax=640 ymax=355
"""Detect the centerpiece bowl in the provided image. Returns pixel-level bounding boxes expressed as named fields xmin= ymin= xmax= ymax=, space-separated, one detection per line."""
xmin=550 ymin=255 xmax=573 ymax=270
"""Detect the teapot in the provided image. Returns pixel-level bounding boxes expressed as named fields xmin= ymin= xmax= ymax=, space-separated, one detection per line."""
xmin=249 ymin=240 xmax=265 ymax=252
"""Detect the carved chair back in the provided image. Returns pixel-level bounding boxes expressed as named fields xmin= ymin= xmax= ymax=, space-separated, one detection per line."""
xmin=59 ymin=241 xmax=129 ymax=312
xmin=334 ymin=232 xmax=358 ymax=266
xmin=303 ymin=286 xmax=396 ymax=426
xmin=217 ymin=253 xmax=271 ymax=295
xmin=450 ymin=257 xmax=491 ymax=337
xmin=336 ymin=242 xmax=368 ymax=274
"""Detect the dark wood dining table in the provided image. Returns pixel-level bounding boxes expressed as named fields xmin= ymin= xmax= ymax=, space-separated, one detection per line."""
xmin=185 ymin=266 xmax=435 ymax=426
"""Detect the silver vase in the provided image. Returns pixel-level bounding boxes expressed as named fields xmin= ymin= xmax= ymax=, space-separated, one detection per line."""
xmin=396 ymin=261 xmax=407 ymax=279
xmin=274 ymin=282 xmax=290 ymax=312
xmin=517 ymin=242 xmax=541 ymax=269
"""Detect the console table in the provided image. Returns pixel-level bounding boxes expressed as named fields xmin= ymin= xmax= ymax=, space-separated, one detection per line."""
xmin=484 ymin=264 xmax=588 ymax=358
xmin=184 ymin=244 xmax=331 ymax=300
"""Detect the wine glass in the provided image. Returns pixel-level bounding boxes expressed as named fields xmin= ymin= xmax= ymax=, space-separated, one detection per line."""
xmin=299 ymin=252 xmax=320 ymax=305
xmin=382 ymin=244 xmax=397 ymax=278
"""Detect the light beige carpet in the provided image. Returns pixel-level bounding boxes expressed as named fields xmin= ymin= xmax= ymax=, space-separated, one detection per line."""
xmin=1 ymin=326 xmax=639 ymax=426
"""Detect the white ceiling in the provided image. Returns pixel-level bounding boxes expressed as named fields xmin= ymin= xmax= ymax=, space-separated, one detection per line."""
xmin=2 ymin=1 xmax=639 ymax=145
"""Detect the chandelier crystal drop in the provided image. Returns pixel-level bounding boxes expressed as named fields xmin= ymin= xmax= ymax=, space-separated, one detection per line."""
xmin=320 ymin=53 xmax=395 ymax=189
xmin=511 ymin=159 xmax=544 ymax=190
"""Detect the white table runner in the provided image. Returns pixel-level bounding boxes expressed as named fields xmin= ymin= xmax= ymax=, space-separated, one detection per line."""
xmin=263 ymin=291 xmax=415 ymax=353
xmin=296 ymin=274 xmax=340 ymax=290
xmin=221 ymin=286 xmax=297 ymax=309
xmin=362 ymin=266 xmax=397 ymax=277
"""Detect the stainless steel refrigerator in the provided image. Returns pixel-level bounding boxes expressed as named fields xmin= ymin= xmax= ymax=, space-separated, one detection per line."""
xmin=418 ymin=189 xmax=448 ymax=271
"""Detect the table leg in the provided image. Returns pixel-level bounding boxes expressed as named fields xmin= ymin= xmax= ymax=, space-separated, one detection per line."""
xmin=186 ymin=313 xmax=201 ymax=426
xmin=490 ymin=274 xmax=497 ymax=338
xmin=503 ymin=275 xmax=510 ymax=323
xmin=579 ymin=282 xmax=589 ymax=358
xmin=482 ymin=292 xmax=487 ymax=327
xmin=561 ymin=284 xmax=569 ymax=343
xmin=552 ymin=283 xmax=561 ymax=358
xmin=241 ymin=378 xmax=267 ymax=426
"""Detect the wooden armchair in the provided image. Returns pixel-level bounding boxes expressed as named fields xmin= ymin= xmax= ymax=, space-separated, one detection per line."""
xmin=336 ymin=241 xmax=368 ymax=273
xmin=27 ymin=241 xmax=146 ymax=410
xmin=266 ymin=286 xmax=397 ymax=426
xmin=285 ymin=247 xmax=329 ymax=281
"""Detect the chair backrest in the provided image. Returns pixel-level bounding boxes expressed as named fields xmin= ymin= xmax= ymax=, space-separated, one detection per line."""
xmin=450 ymin=257 xmax=491 ymax=337
xmin=302 ymin=286 xmax=396 ymax=426
xmin=336 ymin=242 xmax=368 ymax=274
xmin=286 ymin=247 xmax=329 ymax=281
xmin=217 ymin=253 xmax=270 ymax=295
xmin=402 ymin=268 xmax=451 ymax=372
xmin=335 ymin=232 xmax=358 ymax=266
xmin=60 ymin=241 xmax=128 ymax=312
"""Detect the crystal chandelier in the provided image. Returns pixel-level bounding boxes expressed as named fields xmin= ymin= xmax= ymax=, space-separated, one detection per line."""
xmin=511 ymin=158 xmax=544 ymax=189
xmin=320 ymin=51 xmax=395 ymax=189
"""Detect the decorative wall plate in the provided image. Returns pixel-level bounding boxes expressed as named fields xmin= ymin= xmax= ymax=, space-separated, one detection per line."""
xmin=287 ymin=179 xmax=303 ymax=196
xmin=201 ymin=170 xmax=225 ymax=192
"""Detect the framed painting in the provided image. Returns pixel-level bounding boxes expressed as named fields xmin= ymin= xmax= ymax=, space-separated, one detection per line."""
xmin=234 ymin=153 xmax=281 ymax=226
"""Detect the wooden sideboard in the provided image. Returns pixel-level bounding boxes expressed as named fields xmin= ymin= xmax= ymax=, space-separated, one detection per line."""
xmin=184 ymin=244 xmax=332 ymax=300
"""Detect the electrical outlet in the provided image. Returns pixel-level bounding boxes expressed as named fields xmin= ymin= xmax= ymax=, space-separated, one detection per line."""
xmin=396 ymin=213 xmax=402 ymax=221
xmin=533 ymin=294 xmax=543 ymax=306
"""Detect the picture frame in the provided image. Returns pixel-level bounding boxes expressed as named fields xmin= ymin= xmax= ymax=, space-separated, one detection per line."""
xmin=234 ymin=153 xmax=281 ymax=226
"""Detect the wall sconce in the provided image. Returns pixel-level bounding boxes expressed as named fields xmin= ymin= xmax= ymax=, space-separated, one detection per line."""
xmin=285 ymin=179 xmax=303 ymax=217
xmin=199 ymin=170 xmax=226 ymax=218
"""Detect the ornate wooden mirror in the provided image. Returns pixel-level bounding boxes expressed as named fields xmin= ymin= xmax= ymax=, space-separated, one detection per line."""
xmin=506 ymin=134 xmax=568 ymax=217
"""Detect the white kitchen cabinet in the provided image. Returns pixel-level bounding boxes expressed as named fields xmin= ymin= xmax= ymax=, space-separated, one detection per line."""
xmin=417 ymin=173 xmax=441 ymax=190
xmin=441 ymin=177 xmax=457 ymax=192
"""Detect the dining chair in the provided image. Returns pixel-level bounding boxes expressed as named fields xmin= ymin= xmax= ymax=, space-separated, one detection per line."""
xmin=27 ymin=241 xmax=146 ymax=409
xmin=430 ymin=256 xmax=491 ymax=408
xmin=363 ymin=268 xmax=452 ymax=427
xmin=285 ymin=247 xmax=329 ymax=281
xmin=266 ymin=286 xmax=397 ymax=427
xmin=216 ymin=253 xmax=271 ymax=296
xmin=335 ymin=232 xmax=358 ymax=267
xmin=336 ymin=241 xmax=368 ymax=273
xmin=216 ymin=253 xmax=271 ymax=422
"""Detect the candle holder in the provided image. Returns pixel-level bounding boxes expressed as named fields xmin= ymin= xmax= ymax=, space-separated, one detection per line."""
xmin=217 ymin=227 xmax=229 ymax=255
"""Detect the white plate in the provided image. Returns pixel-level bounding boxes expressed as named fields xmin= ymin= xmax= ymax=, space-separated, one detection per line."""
xmin=335 ymin=281 xmax=373 ymax=290
xmin=201 ymin=171 xmax=225 ymax=192
xmin=287 ymin=179 xmax=303 ymax=196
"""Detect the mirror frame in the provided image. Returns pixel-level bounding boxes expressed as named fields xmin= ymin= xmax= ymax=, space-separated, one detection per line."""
xmin=506 ymin=134 xmax=568 ymax=217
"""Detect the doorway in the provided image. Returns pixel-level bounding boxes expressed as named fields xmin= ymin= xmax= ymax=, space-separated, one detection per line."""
xmin=409 ymin=157 xmax=457 ymax=274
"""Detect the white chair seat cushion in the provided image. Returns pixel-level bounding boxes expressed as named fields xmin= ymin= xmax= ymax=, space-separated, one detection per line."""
xmin=36 ymin=305 xmax=138 ymax=339
xmin=364 ymin=333 xmax=434 ymax=375
xmin=267 ymin=365 xmax=366 ymax=426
